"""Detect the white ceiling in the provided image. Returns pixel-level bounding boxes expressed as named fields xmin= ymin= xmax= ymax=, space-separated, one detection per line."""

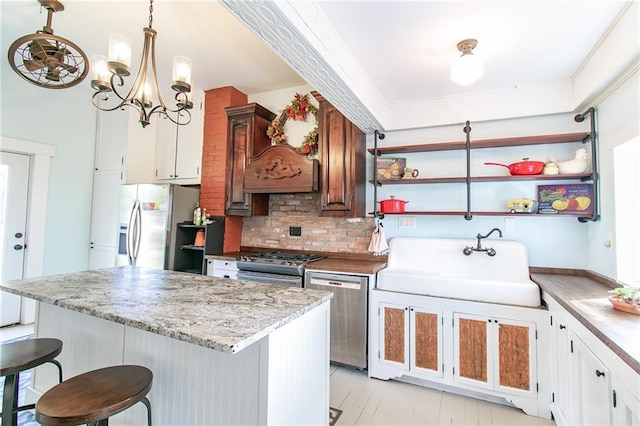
xmin=1 ymin=0 xmax=634 ymax=132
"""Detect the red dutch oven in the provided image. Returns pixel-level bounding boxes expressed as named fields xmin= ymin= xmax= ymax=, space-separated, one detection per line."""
xmin=379 ymin=196 xmax=408 ymax=213
xmin=484 ymin=158 xmax=544 ymax=175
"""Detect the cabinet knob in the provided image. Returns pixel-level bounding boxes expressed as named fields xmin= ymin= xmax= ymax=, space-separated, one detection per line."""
xmin=595 ymin=370 xmax=605 ymax=377
xmin=559 ymin=324 xmax=566 ymax=330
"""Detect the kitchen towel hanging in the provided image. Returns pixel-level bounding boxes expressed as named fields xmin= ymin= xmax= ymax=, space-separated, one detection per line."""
xmin=368 ymin=222 xmax=389 ymax=256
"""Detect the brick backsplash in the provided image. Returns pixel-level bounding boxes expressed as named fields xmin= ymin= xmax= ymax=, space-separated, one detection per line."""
xmin=242 ymin=193 xmax=375 ymax=253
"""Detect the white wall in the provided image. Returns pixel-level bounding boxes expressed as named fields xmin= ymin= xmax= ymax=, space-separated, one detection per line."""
xmin=587 ymin=69 xmax=640 ymax=279
xmin=0 ymin=72 xmax=98 ymax=275
xmin=365 ymin=71 xmax=639 ymax=275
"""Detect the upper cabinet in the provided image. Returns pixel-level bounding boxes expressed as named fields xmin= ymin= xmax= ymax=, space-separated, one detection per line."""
xmin=225 ymin=103 xmax=275 ymax=216
xmin=313 ymin=92 xmax=366 ymax=217
xmin=94 ymin=106 xmax=156 ymax=184
xmin=155 ymin=90 xmax=205 ymax=184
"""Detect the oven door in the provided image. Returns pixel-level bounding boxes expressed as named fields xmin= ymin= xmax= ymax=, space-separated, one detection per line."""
xmin=236 ymin=270 xmax=302 ymax=287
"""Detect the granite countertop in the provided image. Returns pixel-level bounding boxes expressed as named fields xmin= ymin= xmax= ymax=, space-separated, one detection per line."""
xmin=0 ymin=266 xmax=332 ymax=354
xmin=531 ymin=271 xmax=639 ymax=374
xmin=206 ymin=248 xmax=388 ymax=275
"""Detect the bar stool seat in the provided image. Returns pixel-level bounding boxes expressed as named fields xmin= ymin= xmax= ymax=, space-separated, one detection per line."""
xmin=1 ymin=337 xmax=63 ymax=426
xmin=35 ymin=365 xmax=153 ymax=426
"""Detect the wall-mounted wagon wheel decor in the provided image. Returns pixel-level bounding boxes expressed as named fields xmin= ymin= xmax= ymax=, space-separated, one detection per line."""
xmin=7 ymin=0 xmax=88 ymax=89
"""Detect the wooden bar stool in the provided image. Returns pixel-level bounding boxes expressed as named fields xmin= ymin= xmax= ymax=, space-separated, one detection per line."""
xmin=1 ymin=337 xmax=63 ymax=426
xmin=35 ymin=365 xmax=153 ymax=426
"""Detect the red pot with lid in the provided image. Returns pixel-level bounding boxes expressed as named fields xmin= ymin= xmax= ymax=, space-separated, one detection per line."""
xmin=378 ymin=196 xmax=408 ymax=213
xmin=484 ymin=158 xmax=544 ymax=175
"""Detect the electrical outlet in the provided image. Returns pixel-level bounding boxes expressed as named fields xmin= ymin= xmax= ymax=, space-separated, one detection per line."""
xmin=398 ymin=217 xmax=416 ymax=229
xmin=289 ymin=226 xmax=302 ymax=237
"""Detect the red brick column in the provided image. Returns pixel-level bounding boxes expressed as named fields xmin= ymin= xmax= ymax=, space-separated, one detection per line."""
xmin=200 ymin=86 xmax=247 ymax=252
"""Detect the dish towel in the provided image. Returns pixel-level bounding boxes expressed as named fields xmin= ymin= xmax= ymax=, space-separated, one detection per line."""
xmin=368 ymin=222 xmax=389 ymax=256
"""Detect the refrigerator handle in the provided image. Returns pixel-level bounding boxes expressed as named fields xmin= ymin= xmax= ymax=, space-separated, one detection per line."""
xmin=133 ymin=201 xmax=142 ymax=263
xmin=126 ymin=200 xmax=138 ymax=265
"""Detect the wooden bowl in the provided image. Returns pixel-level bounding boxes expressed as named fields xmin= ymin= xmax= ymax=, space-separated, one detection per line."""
xmin=609 ymin=296 xmax=640 ymax=315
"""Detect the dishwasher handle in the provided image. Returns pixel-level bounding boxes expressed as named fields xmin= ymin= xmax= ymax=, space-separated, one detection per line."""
xmin=307 ymin=273 xmax=367 ymax=290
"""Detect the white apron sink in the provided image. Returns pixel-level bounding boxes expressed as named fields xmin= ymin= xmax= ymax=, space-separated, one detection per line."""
xmin=376 ymin=237 xmax=541 ymax=307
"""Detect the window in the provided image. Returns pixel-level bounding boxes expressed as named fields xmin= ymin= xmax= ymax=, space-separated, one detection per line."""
xmin=613 ymin=135 xmax=640 ymax=286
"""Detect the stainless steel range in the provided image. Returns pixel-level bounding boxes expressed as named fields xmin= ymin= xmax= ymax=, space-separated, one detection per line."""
xmin=236 ymin=252 xmax=325 ymax=287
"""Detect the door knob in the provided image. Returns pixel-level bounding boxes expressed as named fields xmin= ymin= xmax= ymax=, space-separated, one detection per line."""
xmin=15 ymin=232 xmax=23 ymax=238
xmin=14 ymin=244 xmax=24 ymax=250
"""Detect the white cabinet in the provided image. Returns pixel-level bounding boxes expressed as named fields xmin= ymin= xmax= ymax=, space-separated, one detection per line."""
xmin=612 ymin=377 xmax=640 ymax=426
xmin=89 ymin=169 xmax=122 ymax=268
xmin=378 ymin=303 xmax=443 ymax=378
xmin=94 ymin=105 xmax=157 ymax=184
xmin=370 ymin=290 xmax=548 ymax=417
xmin=207 ymin=259 xmax=238 ymax=279
xmin=549 ymin=303 xmax=571 ymax=425
xmin=155 ymin=90 xmax=204 ymax=184
xmin=543 ymin=292 xmax=640 ymax=426
xmin=571 ymin=334 xmax=612 ymax=426
xmin=453 ymin=313 xmax=536 ymax=397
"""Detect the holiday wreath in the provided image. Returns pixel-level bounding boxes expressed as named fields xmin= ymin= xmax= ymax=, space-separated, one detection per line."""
xmin=266 ymin=93 xmax=319 ymax=156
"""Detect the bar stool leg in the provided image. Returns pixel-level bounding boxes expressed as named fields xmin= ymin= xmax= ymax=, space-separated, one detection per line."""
xmin=1 ymin=373 xmax=18 ymax=426
xmin=140 ymin=396 xmax=152 ymax=426
xmin=47 ymin=359 xmax=63 ymax=383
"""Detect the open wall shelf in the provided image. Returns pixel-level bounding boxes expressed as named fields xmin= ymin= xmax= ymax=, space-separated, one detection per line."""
xmin=370 ymin=111 xmax=599 ymax=222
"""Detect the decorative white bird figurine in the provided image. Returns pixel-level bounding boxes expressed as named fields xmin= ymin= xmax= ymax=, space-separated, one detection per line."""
xmin=549 ymin=148 xmax=588 ymax=174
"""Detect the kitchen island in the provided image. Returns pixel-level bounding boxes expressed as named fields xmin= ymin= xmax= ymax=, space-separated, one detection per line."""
xmin=0 ymin=266 xmax=333 ymax=425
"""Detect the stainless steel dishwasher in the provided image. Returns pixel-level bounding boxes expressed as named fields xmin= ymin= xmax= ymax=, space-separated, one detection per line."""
xmin=304 ymin=271 xmax=368 ymax=369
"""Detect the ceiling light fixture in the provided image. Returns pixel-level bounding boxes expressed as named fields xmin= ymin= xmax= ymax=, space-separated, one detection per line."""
xmin=91 ymin=0 xmax=192 ymax=128
xmin=7 ymin=0 xmax=88 ymax=89
xmin=450 ymin=39 xmax=484 ymax=86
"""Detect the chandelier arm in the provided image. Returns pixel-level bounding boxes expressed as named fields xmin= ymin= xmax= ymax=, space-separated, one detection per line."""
xmin=149 ymin=29 xmax=168 ymax=110
xmin=153 ymin=107 xmax=192 ymax=126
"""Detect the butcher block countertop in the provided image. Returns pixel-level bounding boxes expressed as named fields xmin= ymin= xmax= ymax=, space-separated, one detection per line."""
xmin=0 ymin=267 xmax=332 ymax=354
xmin=207 ymin=247 xmax=388 ymax=275
xmin=531 ymin=269 xmax=639 ymax=374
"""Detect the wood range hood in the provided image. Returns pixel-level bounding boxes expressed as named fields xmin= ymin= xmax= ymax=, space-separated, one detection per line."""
xmin=244 ymin=144 xmax=319 ymax=193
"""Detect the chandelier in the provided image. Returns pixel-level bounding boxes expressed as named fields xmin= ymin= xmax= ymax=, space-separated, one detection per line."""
xmin=450 ymin=39 xmax=484 ymax=86
xmin=91 ymin=0 xmax=192 ymax=128
xmin=7 ymin=0 xmax=88 ymax=89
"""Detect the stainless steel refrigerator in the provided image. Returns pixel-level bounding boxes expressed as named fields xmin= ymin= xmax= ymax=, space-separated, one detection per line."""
xmin=116 ymin=184 xmax=199 ymax=269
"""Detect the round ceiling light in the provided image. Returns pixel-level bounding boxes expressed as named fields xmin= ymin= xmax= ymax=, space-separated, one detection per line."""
xmin=450 ymin=39 xmax=484 ymax=86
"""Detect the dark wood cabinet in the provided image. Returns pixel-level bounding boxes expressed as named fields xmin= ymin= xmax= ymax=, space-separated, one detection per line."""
xmin=224 ymin=103 xmax=275 ymax=216
xmin=313 ymin=92 xmax=366 ymax=217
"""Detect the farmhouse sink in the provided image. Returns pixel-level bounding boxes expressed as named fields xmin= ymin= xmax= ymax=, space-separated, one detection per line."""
xmin=376 ymin=237 xmax=541 ymax=307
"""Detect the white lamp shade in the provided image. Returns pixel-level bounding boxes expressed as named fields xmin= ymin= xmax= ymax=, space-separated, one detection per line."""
xmin=172 ymin=56 xmax=192 ymax=92
xmin=91 ymin=55 xmax=109 ymax=81
xmin=450 ymin=53 xmax=484 ymax=86
xmin=108 ymin=33 xmax=132 ymax=68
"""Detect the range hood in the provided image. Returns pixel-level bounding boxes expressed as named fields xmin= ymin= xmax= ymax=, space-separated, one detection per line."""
xmin=244 ymin=144 xmax=318 ymax=193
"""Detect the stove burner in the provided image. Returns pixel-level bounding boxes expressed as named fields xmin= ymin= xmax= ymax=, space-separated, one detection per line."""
xmin=237 ymin=251 xmax=325 ymax=277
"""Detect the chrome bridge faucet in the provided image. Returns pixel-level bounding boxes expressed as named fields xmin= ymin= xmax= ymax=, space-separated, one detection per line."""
xmin=463 ymin=228 xmax=503 ymax=256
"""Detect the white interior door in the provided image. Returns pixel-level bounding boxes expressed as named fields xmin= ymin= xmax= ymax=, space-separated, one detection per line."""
xmin=0 ymin=152 xmax=30 ymax=326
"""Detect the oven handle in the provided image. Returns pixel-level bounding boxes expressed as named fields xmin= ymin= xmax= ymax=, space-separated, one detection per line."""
xmin=236 ymin=271 xmax=302 ymax=287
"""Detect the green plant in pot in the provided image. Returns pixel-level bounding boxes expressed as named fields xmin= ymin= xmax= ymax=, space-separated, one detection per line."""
xmin=608 ymin=286 xmax=640 ymax=313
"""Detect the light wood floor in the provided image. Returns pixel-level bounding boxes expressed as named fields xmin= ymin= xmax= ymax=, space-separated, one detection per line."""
xmin=330 ymin=365 xmax=556 ymax=426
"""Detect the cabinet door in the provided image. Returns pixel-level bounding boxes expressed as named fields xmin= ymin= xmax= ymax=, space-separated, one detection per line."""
xmin=155 ymin=116 xmax=179 ymax=180
xmin=90 ymin=169 xmax=122 ymax=248
xmin=379 ymin=303 xmax=409 ymax=369
xmin=124 ymin=110 xmax=157 ymax=184
xmin=315 ymin=93 xmax=365 ymax=218
xmin=95 ymin=105 xmax=126 ymax=171
xmin=224 ymin=104 xmax=273 ymax=216
xmin=410 ymin=307 xmax=443 ymax=378
xmin=550 ymin=310 xmax=572 ymax=424
xmin=612 ymin=377 xmax=640 ymax=426
xmin=571 ymin=334 xmax=612 ymax=426
xmin=174 ymin=91 xmax=204 ymax=181
xmin=494 ymin=317 xmax=536 ymax=396
xmin=453 ymin=313 xmax=492 ymax=390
